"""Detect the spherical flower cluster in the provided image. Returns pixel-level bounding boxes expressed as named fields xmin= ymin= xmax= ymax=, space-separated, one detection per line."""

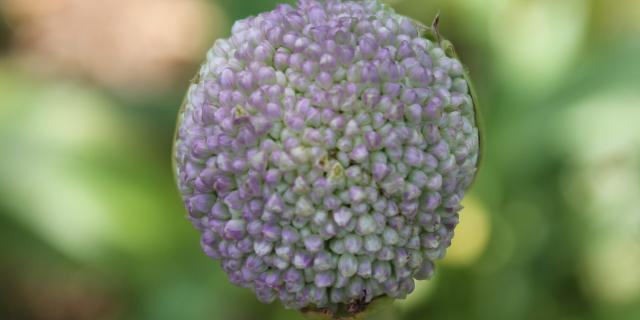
xmin=174 ymin=0 xmax=479 ymax=313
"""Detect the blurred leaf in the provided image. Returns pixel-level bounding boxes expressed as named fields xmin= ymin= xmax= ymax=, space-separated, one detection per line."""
xmin=0 ymin=72 xmax=185 ymax=263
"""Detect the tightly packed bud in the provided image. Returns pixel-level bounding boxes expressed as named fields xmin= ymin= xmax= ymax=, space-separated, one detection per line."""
xmin=174 ymin=0 xmax=479 ymax=314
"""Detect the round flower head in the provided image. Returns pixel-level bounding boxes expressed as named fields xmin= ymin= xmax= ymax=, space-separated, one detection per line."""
xmin=174 ymin=0 xmax=479 ymax=316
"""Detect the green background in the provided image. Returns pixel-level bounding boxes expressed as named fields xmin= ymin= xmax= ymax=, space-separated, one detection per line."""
xmin=1 ymin=0 xmax=639 ymax=319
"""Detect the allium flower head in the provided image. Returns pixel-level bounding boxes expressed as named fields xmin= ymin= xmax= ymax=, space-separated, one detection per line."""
xmin=174 ymin=0 xmax=479 ymax=316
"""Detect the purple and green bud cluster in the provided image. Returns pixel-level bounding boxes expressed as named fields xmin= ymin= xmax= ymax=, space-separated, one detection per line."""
xmin=174 ymin=0 xmax=479 ymax=312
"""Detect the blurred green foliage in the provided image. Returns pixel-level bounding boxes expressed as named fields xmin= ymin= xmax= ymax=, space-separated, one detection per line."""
xmin=0 ymin=0 xmax=639 ymax=319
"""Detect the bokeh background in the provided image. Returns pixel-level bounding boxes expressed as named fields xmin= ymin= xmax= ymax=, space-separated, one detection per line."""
xmin=1 ymin=0 xmax=639 ymax=319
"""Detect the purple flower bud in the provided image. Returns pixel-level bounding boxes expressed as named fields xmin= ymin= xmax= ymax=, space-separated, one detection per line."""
xmin=246 ymin=220 xmax=262 ymax=237
xmin=350 ymin=144 xmax=369 ymax=163
xmin=262 ymin=224 xmax=282 ymax=241
xmin=356 ymin=215 xmax=377 ymax=235
xmin=304 ymin=235 xmax=324 ymax=253
xmin=315 ymin=271 xmax=336 ymax=288
xmin=210 ymin=202 xmax=230 ymax=219
xmin=254 ymin=241 xmax=273 ymax=256
xmin=266 ymin=193 xmax=284 ymax=213
xmin=175 ymin=0 xmax=479 ymax=310
xmin=338 ymin=254 xmax=358 ymax=278
xmin=293 ymin=251 xmax=313 ymax=269
xmin=414 ymin=261 xmax=435 ymax=280
xmin=373 ymin=261 xmax=391 ymax=283
xmin=245 ymin=254 xmax=266 ymax=273
xmin=376 ymin=247 xmax=395 ymax=261
xmin=358 ymin=257 xmax=373 ymax=278
xmin=372 ymin=163 xmax=389 ymax=181
xmin=189 ymin=194 xmax=214 ymax=215
xmin=265 ymin=270 xmax=282 ymax=288
xmin=320 ymin=221 xmax=338 ymax=239
xmin=348 ymin=186 xmax=366 ymax=203
xmin=404 ymin=147 xmax=424 ymax=167
xmin=421 ymin=234 xmax=440 ymax=249
xmin=220 ymin=68 xmax=235 ymax=89
xmin=223 ymin=220 xmax=246 ymax=240
xmin=264 ymin=102 xmax=282 ymax=119
xmin=364 ymin=131 xmax=382 ymax=150
xmin=347 ymin=277 xmax=366 ymax=298
xmin=344 ymin=235 xmax=363 ymax=254
xmin=330 ymin=288 xmax=345 ymax=304
xmin=364 ymin=235 xmax=382 ymax=252
xmin=333 ymin=207 xmax=353 ymax=227
xmin=427 ymin=173 xmax=443 ymax=191
xmin=264 ymin=169 xmax=281 ymax=185
xmin=400 ymin=200 xmax=418 ymax=217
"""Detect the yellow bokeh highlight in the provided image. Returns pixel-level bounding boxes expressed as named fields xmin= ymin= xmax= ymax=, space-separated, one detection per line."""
xmin=583 ymin=242 xmax=640 ymax=305
xmin=558 ymin=89 xmax=640 ymax=306
xmin=443 ymin=196 xmax=491 ymax=267
xmin=490 ymin=0 xmax=588 ymax=89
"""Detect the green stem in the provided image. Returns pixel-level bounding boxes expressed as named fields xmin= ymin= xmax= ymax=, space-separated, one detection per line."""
xmin=302 ymin=298 xmax=397 ymax=320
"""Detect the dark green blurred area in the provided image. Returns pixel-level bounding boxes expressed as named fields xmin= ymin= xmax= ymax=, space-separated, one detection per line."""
xmin=1 ymin=0 xmax=639 ymax=319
